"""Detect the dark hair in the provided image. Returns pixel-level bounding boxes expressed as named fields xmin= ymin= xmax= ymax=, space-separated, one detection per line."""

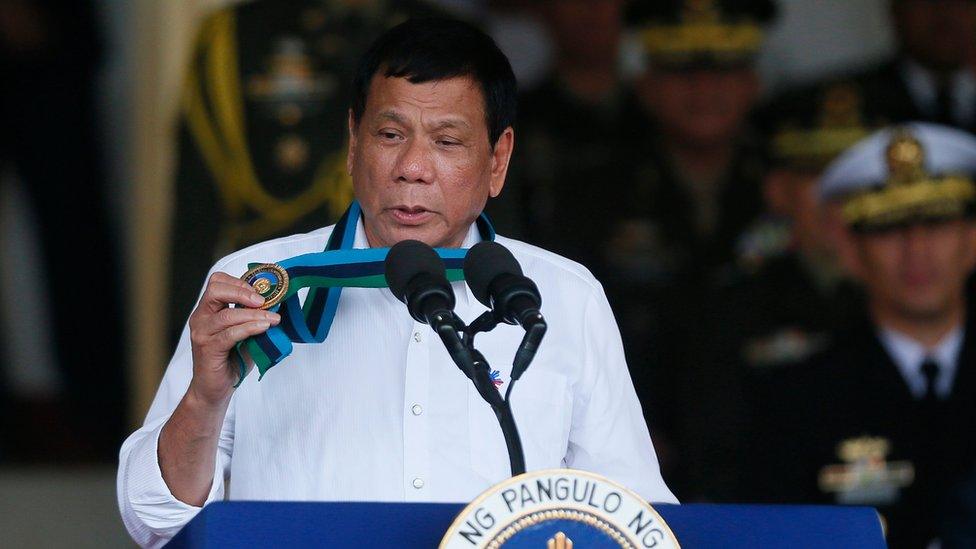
xmin=351 ymin=17 xmax=517 ymax=148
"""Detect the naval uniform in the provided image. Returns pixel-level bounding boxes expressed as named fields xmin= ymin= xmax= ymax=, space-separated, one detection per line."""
xmin=747 ymin=316 xmax=976 ymax=548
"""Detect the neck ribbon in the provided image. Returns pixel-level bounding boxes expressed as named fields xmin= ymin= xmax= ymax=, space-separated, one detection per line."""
xmin=234 ymin=200 xmax=495 ymax=384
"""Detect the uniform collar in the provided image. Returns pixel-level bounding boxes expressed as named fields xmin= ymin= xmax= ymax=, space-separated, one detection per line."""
xmin=878 ymin=323 xmax=965 ymax=399
xmin=901 ymin=59 xmax=976 ymax=126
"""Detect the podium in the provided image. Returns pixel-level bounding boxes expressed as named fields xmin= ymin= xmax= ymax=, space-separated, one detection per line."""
xmin=168 ymin=501 xmax=886 ymax=548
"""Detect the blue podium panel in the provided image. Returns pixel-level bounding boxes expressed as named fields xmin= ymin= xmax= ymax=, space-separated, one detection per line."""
xmin=168 ymin=501 xmax=885 ymax=548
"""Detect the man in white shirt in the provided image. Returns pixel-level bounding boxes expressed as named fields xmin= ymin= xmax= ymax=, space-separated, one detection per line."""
xmin=117 ymin=17 xmax=676 ymax=548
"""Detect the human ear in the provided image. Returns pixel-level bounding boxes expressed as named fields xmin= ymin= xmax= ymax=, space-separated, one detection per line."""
xmin=488 ymin=127 xmax=515 ymax=198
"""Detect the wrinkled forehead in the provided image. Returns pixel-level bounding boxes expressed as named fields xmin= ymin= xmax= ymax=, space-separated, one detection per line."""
xmin=366 ymin=73 xmax=484 ymax=111
xmin=361 ymin=74 xmax=489 ymax=133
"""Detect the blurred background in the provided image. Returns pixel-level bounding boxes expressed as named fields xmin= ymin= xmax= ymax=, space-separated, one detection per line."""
xmin=1 ymin=0 xmax=973 ymax=546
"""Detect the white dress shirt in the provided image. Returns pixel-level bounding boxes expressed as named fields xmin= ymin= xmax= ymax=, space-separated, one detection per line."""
xmin=117 ymin=220 xmax=677 ymax=548
xmin=878 ymin=325 xmax=964 ymax=400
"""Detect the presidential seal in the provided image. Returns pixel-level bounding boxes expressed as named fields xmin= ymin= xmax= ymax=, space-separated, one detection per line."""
xmin=440 ymin=470 xmax=679 ymax=549
xmin=240 ymin=263 xmax=290 ymax=310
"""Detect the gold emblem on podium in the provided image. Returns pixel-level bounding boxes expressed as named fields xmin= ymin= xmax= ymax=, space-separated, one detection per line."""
xmin=548 ymin=532 xmax=573 ymax=549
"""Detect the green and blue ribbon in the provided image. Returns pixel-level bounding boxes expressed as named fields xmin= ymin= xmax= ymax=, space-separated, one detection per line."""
xmin=234 ymin=200 xmax=495 ymax=383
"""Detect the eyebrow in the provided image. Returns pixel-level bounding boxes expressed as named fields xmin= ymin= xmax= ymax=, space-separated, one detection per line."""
xmin=376 ymin=110 xmax=471 ymax=131
xmin=377 ymin=110 xmax=408 ymax=126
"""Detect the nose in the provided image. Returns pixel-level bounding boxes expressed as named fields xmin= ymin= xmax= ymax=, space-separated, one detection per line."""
xmin=394 ymin=138 xmax=434 ymax=184
xmin=901 ymin=224 xmax=931 ymax=258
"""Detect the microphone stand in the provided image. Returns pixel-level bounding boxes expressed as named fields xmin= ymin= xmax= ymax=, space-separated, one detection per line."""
xmin=445 ymin=311 xmax=529 ymax=477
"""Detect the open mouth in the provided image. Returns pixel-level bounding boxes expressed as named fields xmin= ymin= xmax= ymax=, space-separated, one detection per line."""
xmin=389 ymin=206 xmax=434 ymax=225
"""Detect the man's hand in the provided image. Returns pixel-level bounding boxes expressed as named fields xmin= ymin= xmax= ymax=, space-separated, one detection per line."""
xmin=158 ymin=272 xmax=279 ymax=506
xmin=187 ymin=272 xmax=280 ymax=407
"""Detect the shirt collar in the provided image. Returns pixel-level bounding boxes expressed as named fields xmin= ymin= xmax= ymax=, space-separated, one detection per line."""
xmin=878 ymin=324 xmax=965 ymax=399
xmin=901 ymin=59 xmax=976 ymax=125
xmin=352 ymin=217 xmax=484 ymax=309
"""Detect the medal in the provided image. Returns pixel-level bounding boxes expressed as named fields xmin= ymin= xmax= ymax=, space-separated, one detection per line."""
xmin=241 ymin=263 xmax=290 ymax=309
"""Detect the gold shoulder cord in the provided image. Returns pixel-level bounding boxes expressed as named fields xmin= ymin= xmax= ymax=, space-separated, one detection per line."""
xmin=182 ymin=10 xmax=353 ymax=248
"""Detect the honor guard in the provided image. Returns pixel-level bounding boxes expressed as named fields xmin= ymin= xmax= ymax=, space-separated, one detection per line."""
xmin=610 ymin=0 xmax=777 ymax=491
xmin=749 ymin=123 xmax=976 ymax=548
xmin=169 ymin=0 xmax=447 ymax=344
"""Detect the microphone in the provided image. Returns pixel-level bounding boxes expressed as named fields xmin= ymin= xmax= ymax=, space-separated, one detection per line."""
xmin=385 ymin=240 xmax=475 ymax=379
xmin=464 ymin=242 xmax=544 ymax=327
xmin=463 ymin=241 xmax=547 ymax=380
xmin=385 ymin=239 xmax=457 ymax=328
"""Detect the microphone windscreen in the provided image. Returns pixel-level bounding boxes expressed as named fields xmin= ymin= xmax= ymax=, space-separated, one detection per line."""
xmin=384 ymin=240 xmax=447 ymax=302
xmin=463 ymin=241 xmax=523 ymax=308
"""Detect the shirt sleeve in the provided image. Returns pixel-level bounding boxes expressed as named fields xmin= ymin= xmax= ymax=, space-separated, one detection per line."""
xmin=564 ymin=283 xmax=679 ymax=504
xmin=116 ymin=320 xmax=236 ymax=548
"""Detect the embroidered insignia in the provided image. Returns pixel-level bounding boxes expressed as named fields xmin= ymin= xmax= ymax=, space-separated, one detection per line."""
xmin=818 ymin=436 xmax=914 ymax=505
xmin=742 ymin=327 xmax=830 ymax=368
xmin=246 ymin=37 xmax=336 ymax=112
xmin=489 ymin=370 xmax=504 ymax=387
xmin=734 ymin=216 xmax=793 ymax=272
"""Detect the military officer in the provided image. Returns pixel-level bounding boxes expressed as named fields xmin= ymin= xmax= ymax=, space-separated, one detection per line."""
xmin=486 ymin=0 xmax=633 ymax=278
xmin=669 ymin=82 xmax=888 ymax=502
xmin=748 ymin=123 xmax=976 ymax=548
xmin=797 ymin=0 xmax=976 ymax=134
xmin=612 ymin=0 xmax=777 ymax=491
xmin=168 ymin=0 xmax=446 ymax=344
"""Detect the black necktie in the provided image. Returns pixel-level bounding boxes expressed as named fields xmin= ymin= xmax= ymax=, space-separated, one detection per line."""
xmin=921 ymin=358 xmax=940 ymax=403
xmin=935 ymin=83 xmax=954 ymax=126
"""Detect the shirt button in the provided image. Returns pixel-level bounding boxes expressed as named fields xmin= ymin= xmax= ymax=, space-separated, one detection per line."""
xmin=412 ymin=477 xmax=425 ymax=489
xmin=411 ymin=404 xmax=423 ymax=416
xmin=413 ymin=331 xmax=422 ymax=343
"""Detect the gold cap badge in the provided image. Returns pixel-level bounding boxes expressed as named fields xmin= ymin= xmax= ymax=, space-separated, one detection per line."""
xmin=885 ymin=131 xmax=926 ymax=184
xmin=841 ymin=128 xmax=976 ymax=229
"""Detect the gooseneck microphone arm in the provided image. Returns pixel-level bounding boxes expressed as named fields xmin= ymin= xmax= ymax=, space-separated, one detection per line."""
xmin=462 ymin=331 xmax=526 ymax=476
xmin=463 ymin=241 xmax=548 ymax=383
xmin=462 ymin=241 xmax=551 ymax=476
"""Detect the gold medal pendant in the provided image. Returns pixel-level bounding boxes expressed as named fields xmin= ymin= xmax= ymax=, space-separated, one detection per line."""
xmin=241 ymin=263 xmax=290 ymax=309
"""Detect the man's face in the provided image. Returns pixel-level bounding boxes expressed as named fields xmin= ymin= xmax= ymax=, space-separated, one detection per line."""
xmin=893 ymin=0 xmax=976 ymax=72
xmin=852 ymin=219 xmax=976 ymax=320
xmin=543 ymin=0 xmax=624 ymax=68
xmin=637 ymin=67 xmax=759 ymax=148
xmin=348 ymin=75 xmax=513 ymax=248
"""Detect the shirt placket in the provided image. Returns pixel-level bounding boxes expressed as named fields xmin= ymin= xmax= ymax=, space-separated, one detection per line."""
xmin=403 ymin=321 xmax=431 ymax=499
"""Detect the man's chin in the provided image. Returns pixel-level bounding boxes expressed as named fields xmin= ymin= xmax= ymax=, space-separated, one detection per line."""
xmin=896 ymin=296 xmax=955 ymax=322
xmin=373 ymin=223 xmax=450 ymax=249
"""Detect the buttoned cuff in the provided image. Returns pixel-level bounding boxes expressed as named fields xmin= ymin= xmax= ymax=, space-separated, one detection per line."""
xmin=125 ymin=421 xmax=225 ymax=539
